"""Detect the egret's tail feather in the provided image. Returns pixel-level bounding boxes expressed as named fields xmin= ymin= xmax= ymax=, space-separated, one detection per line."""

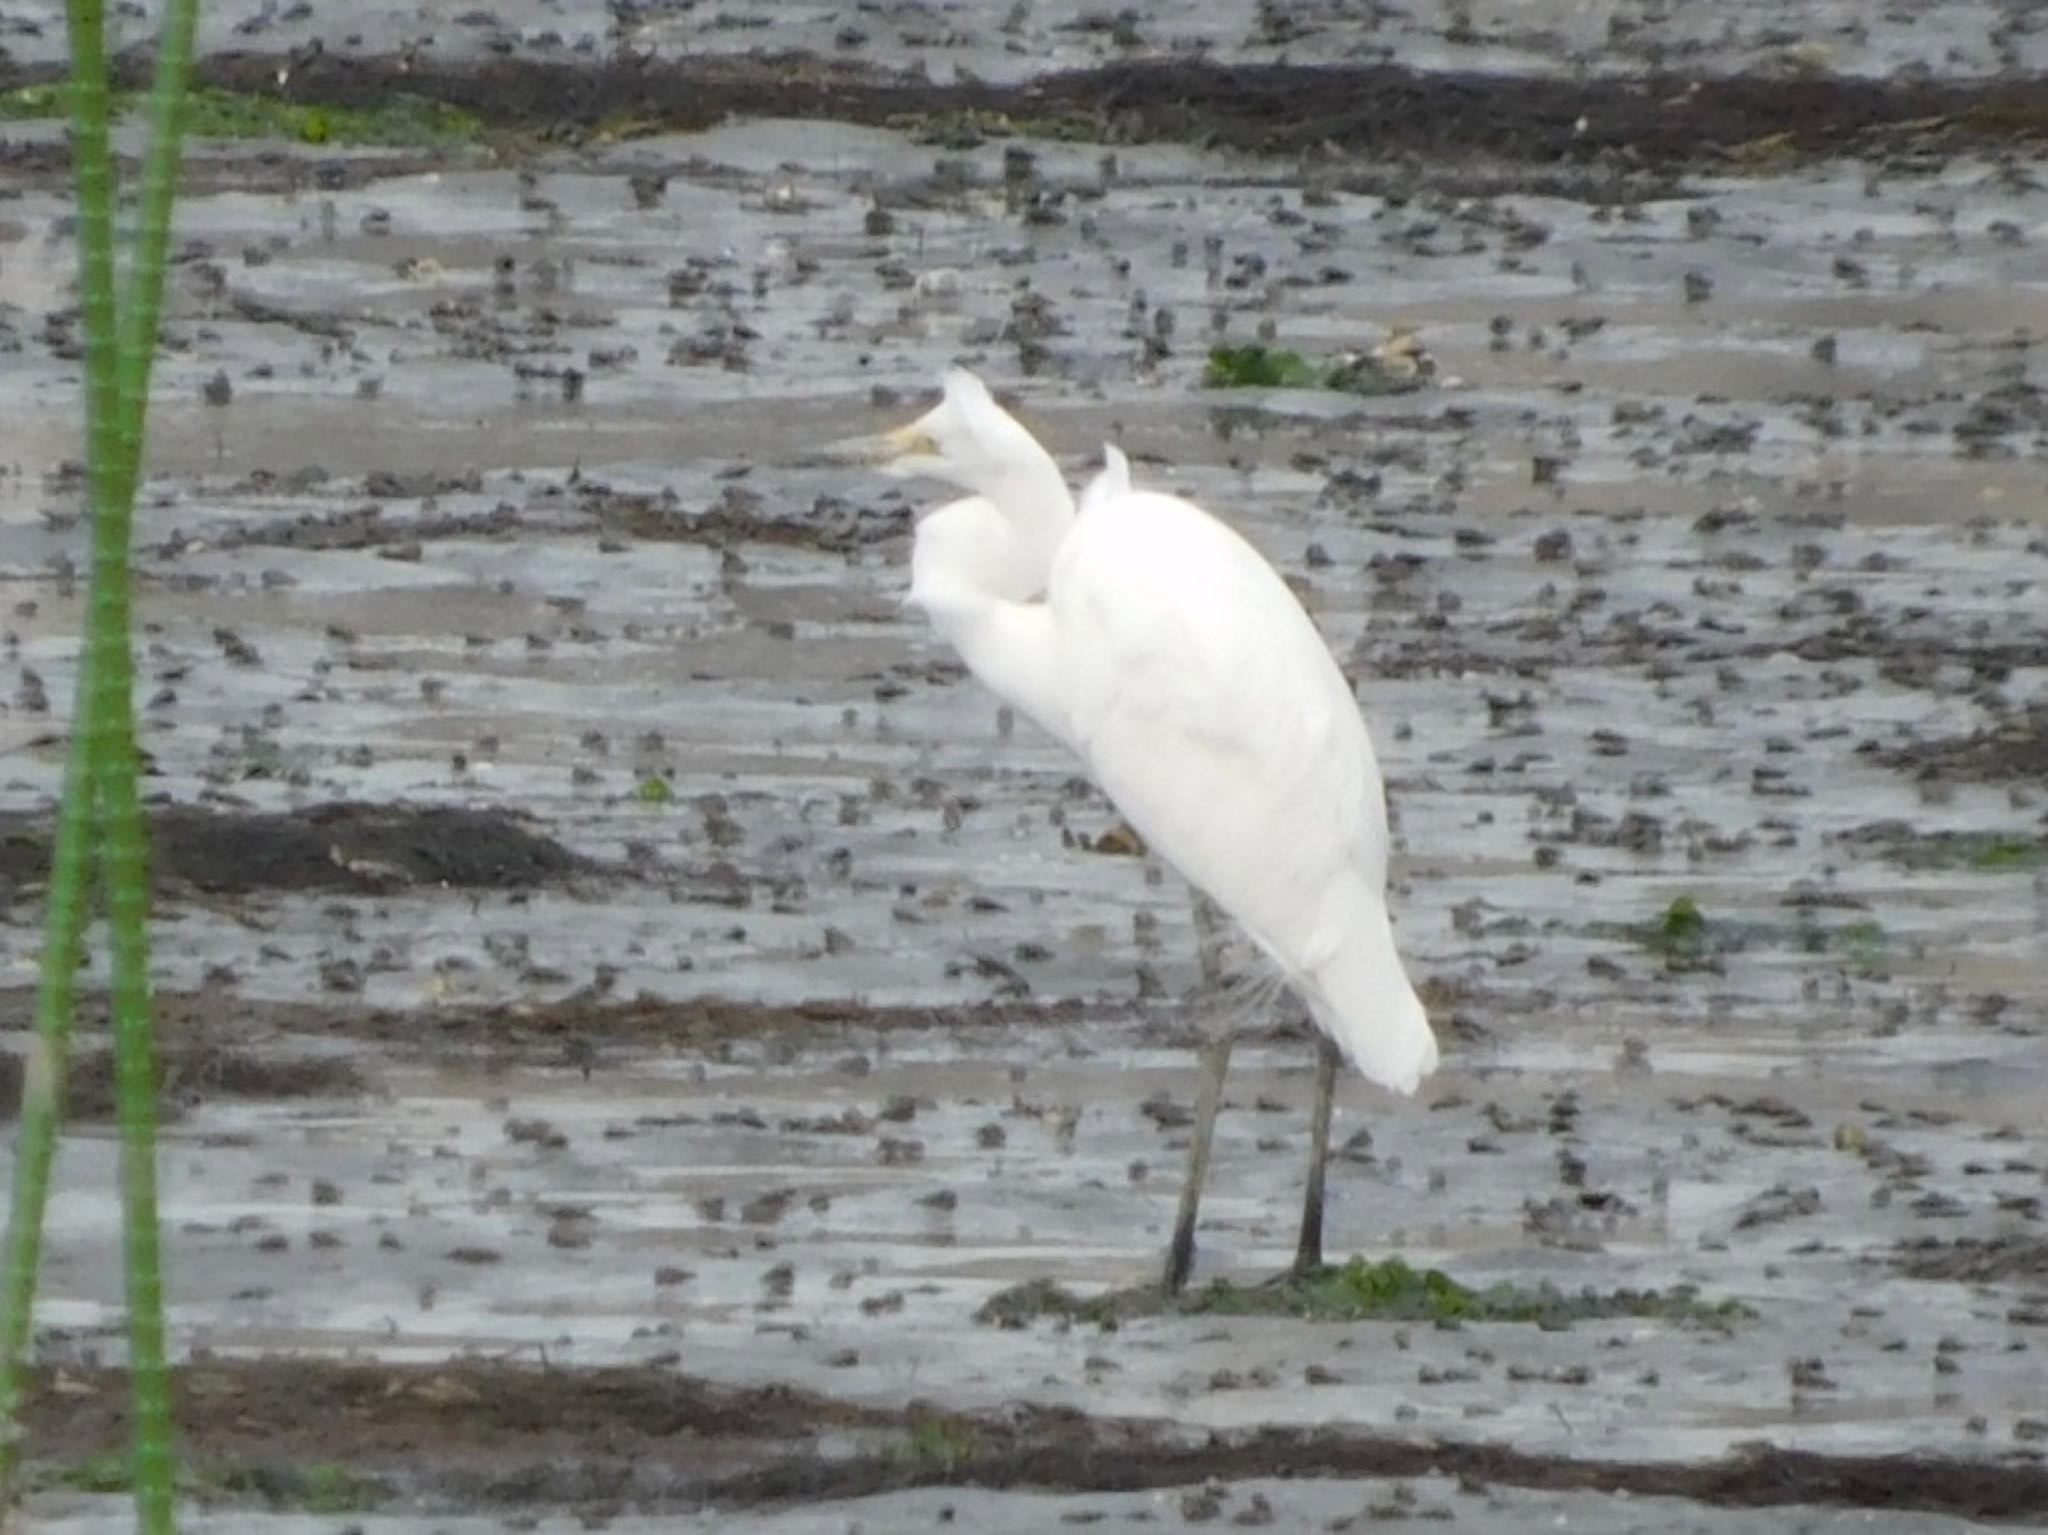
xmin=1198 ymin=960 xmax=1291 ymax=1036
xmin=1304 ymin=927 xmax=1437 ymax=1097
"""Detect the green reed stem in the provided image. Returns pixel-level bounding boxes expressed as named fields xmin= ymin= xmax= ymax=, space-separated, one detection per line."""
xmin=105 ymin=1 xmax=204 ymax=1527
xmin=0 ymin=0 xmax=123 ymax=1504
xmin=0 ymin=0 xmax=200 ymax=1525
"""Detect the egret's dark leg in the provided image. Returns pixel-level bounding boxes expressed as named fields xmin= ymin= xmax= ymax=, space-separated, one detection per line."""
xmin=1163 ymin=1028 xmax=1234 ymax=1295
xmin=1292 ymin=1034 xmax=1343 ymax=1278
xmin=1164 ymin=890 xmax=1233 ymax=1294
xmin=1190 ymin=891 xmax=1228 ymax=989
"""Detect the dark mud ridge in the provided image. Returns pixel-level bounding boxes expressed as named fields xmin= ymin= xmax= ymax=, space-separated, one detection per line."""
xmin=1865 ymin=705 xmax=2048 ymax=784
xmin=0 ymin=985 xmax=1102 ymax=1077
xmin=19 ymin=1360 xmax=2048 ymax=1520
xmin=8 ymin=51 xmax=2048 ymax=167
xmin=0 ymin=802 xmax=584 ymax=898
xmin=0 ymin=1043 xmax=368 ymax=1123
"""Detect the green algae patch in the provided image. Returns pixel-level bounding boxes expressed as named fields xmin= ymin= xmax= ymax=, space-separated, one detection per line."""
xmin=1248 ymin=1255 xmax=1496 ymax=1321
xmin=977 ymin=1276 xmax=1131 ymax=1329
xmin=1203 ymin=342 xmax=1434 ymax=396
xmin=1204 ymin=344 xmax=1325 ymax=390
xmin=1205 ymin=1257 xmax=1753 ymax=1329
xmin=1828 ymin=917 xmax=1890 ymax=976
xmin=33 ymin=1456 xmax=385 ymax=1512
xmin=1898 ymin=831 xmax=2048 ymax=871
xmin=891 ymin=1416 xmax=980 ymax=1471
xmin=890 ymin=107 xmax=1102 ymax=148
xmin=979 ymin=1257 xmax=1751 ymax=1331
xmin=1597 ymin=893 xmax=1722 ymax=972
xmin=1970 ymin=836 xmax=2048 ymax=870
xmin=1840 ymin=821 xmax=2048 ymax=873
xmin=37 ymin=1453 xmax=133 ymax=1495
xmin=1594 ymin=895 xmax=1908 ymax=978
xmin=0 ymin=82 xmax=483 ymax=148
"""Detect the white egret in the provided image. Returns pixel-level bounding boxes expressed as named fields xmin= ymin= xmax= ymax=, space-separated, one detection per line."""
xmin=831 ymin=370 xmax=1435 ymax=1291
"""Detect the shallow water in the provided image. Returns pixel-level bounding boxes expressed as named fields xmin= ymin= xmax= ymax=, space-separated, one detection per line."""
xmin=2 ymin=13 xmax=2047 ymax=1529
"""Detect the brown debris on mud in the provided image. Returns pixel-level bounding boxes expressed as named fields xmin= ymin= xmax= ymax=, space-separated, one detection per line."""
xmin=0 ymin=803 xmax=585 ymax=899
xmin=19 ymin=1358 xmax=2048 ymax=1521
xmin=142 ymin=477 xmax=911 ymax=560
xmin=1866 ymin=705 xmax=2048 ymax=784
xmin=0 ymin=985 xmax=1095 ymax=1061
xmin=150 ymin=496 xmax=516 ymax=558
xmin=584 ymin=483 xmax=912 ymax=556
xmin=383 ymin=991 xmax=1096 ymax=1050
xmin=0 ymin=1045 xmax=368 ymax=1123
xmin=1892 ymin=1235 xmax=2048 ymax=1284
xmin=4 ymin=51 xmax=2046 ymax=171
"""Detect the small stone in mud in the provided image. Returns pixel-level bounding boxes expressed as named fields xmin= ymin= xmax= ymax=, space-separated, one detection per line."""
xmin=318 ymin=958 xmax=364 ymax=994
xmin=1181 ymin=1482 xmax=1227 ymax=1520
xmin=547 ymin=1212 xmax=595 ymax=1250
xmin=1789 ymin=1357 xmax=1837 ymax=1390
xmin=506 ymin=1117 xmax=568 ymax=1150
xmin=876 ymin=1137 xmax=924 ymax=1166
xmin=741 ymin=1188 xmax=796 ymax=1224
xmin=1141 ymin=1091 xmax=1193 ymax=1129
xmin=628 ymin=171 xmax=667 ymax=209
xmin=213 ymin=627 xmax=261 ymax=666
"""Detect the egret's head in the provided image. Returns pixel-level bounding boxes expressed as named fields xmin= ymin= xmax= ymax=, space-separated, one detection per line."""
xmin=822 ymin=369 xmax=1054 ymax=502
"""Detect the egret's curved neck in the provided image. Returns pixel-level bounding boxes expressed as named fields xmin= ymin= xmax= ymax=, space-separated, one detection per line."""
xmin=916 ymin=575 xmax=1071 ymax=749
xmin=981 ymin=450 xmax=1074 ymax=596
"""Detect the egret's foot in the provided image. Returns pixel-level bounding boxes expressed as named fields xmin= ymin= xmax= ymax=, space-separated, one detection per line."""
xmin=1249 ymin=1259 xmax=1331 ymax=1295
xmin=1292 ymin=1188 xmax=1326 ymax=1280
xmin=1290 ymin=1243 xmax=1324 ymax=1283
xmin=1161 ymin=1227 xmax=1197 ymax=1298
xmin=1292 ymin=1034 xmax=1343 ymax=1284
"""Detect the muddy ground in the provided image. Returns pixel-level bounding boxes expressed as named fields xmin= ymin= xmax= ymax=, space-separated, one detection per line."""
xmin=3 ymin=2 xmax=2048 ymax=1529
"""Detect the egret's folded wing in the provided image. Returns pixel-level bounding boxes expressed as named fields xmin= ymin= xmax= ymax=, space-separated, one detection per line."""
xmin=1053 ymin=488 xmax=1388 ymax=971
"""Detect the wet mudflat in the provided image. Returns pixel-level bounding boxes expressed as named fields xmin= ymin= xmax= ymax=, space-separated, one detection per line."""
xmin=3 ymin=3 xmax=2048 ymax=1528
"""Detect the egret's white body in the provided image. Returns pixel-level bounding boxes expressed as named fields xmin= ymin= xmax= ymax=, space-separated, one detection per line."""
xmin=915 ymin=445 xmax=1432 ymax=1093
xmin=837 ymin=369 xmax=1435 ymax=1286
xmin=1072 ymin=452 xmax=1431 ymax=1090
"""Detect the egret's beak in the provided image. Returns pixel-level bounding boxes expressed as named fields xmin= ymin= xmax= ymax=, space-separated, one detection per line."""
xmin=795 ymin=421 xmax=936 ymax=469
